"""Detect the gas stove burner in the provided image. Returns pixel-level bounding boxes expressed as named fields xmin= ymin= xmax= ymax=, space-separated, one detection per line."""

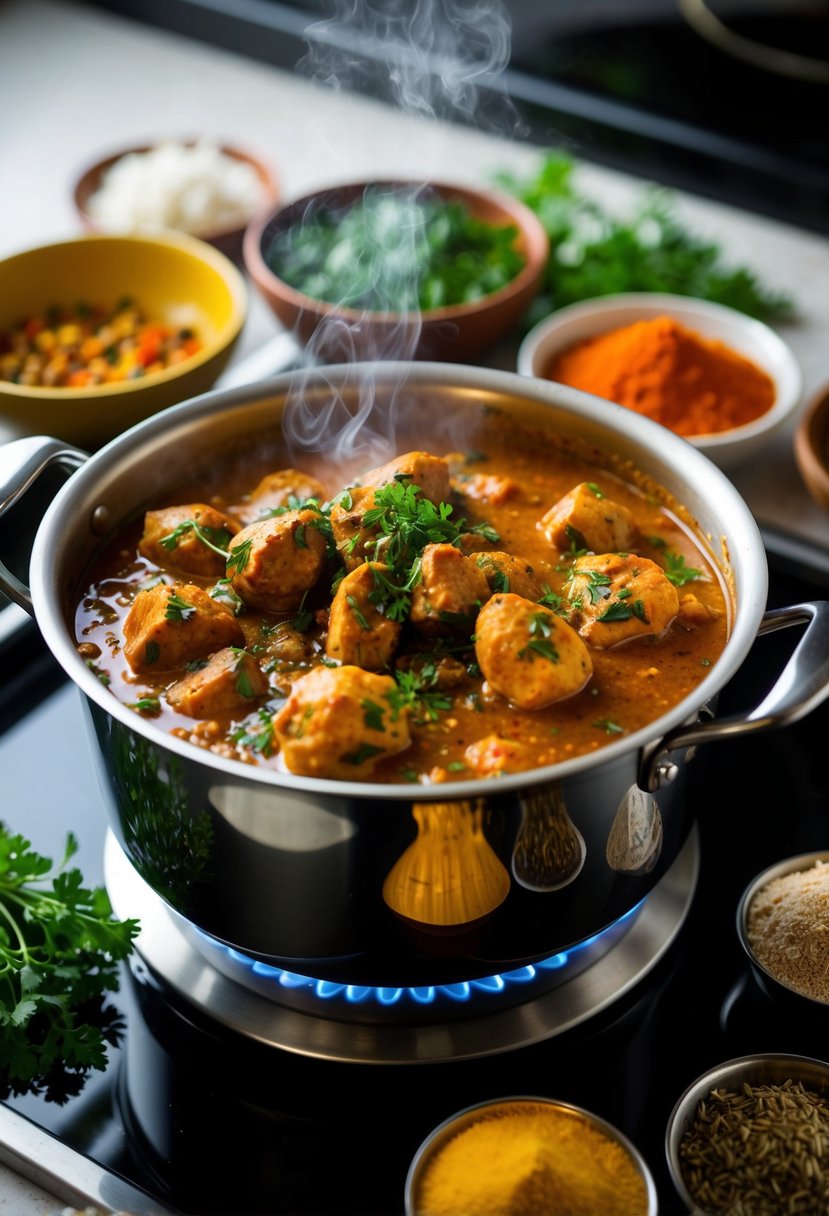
xmin=106 ymin=827 xmax=699 ymax=1063
xmin=191 ymin=898 xmax=643 ymax=1023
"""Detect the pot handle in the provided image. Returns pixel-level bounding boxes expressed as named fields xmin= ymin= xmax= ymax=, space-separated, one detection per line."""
xmin=642 ymin=600 xmax=829 ymax=791
xmin=0 ymin=435 xmax=87 ymax=614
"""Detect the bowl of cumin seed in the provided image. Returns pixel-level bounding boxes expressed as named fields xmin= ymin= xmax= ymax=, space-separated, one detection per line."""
xmin=665 ymin=1053 xmax=829 ymax=1215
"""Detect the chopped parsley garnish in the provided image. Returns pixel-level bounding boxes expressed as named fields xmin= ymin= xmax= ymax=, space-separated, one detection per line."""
xmin=128 ymin=695 xmax=161 ymax=715
xmin=386 ymin=667 xmax=452 ymax=724
xmin=233 ymin=706 xmax=278 ymax=757
xmin=361 ymin=699 xmax=386 ymax=732
xmin=230 ymin=648 xmax=257 ymax=699
xmin=291 ymin=590 xmax=314 ymax=633
xmin=359 ymin=479 xmax=499 ymax=623
xmin=184 ymin=658 xmax=209 ymax=672
xmin=518 ymin=612 xmax=560 ymax=664
xmin=164 ymin=592 xmax=195 ymax=623
xmin=663 ymin=551 xmax=705 ymax=587
xmin=586 ymin=482 xmax=604 ymax=499
xmin=446 ymin=761 xmax=467 ymax=772
xmin=144 ymin=641 xmax=160 ymax=665
xmin=596 ymin=596 xmax=649 ymax=624
xmin=576 ymin=569 xmax=613 ymax=605
xmin=701 ymin=657 xmax=712 ymax=667
xmin=346 ymin=594 xmax=371 ymax=631
xmin=594 ymin=718 xmax=625 ymax=735
xmin=226 ymin=538 xmax=253 ymax=576
xmin=294 ymin=522 xmax=308 ymax=549
xmin=160 ymin=519 xmax=231 ymax=557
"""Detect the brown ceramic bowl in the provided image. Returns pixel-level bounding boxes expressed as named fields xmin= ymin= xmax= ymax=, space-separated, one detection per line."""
xmin=73 ymin=140 xmax=280 ymax=261
xmin=242 ymin=178 xmax=549 ymax=362
xmin=794 ymin=382 xmax=829 ymax=512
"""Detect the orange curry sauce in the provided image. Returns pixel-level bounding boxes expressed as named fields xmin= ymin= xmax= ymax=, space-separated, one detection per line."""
xmin=75 ymin=436 xmax=729 ymax=785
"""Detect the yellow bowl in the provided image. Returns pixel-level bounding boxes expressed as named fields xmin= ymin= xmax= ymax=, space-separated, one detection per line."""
xmin=0 ymin=232 xmax=247 ymax=448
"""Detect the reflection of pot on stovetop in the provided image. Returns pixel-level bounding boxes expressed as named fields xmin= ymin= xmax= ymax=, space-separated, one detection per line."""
xmin=1 ymin=364 xmax=828 ymax=988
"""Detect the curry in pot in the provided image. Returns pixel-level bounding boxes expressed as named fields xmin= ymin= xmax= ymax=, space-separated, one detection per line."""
xmin=75 ymin=426 xmax=729 ymax=784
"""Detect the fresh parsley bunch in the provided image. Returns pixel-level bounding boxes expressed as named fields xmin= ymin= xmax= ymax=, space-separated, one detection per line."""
xmin=0 ymin=825 xmax=138 ymax=1090
xmin=496 ymin=154 xmax=795 ymax=326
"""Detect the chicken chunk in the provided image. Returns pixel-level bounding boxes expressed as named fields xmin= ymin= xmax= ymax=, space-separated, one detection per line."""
xmin=465 ymin=734 xmax=539 ymax=776
xmin=231 ymin=469 xmax=327 ymax=527
xmin=540 ymin=482 xmax=636 ymax=554
xmin=362 ymin=450 xmax=450 ymax=505
xmin=326 ymin=562 xmax=401 ymax=671
xmin=329 ymin=485 xmax=379 ymax=570
xmin=567 ymin=553 xmax=679 ymax=648
xmin=676 ymin=592 xmax=720 ymax=629
xmin=456 ymin=472 xmax=520 ymax=506
xmin=123 ymin=582 xmax=244 ymax=674
xmin=228 ymin=508 xmax=327 ymax=613
xmin=409 ymin=543 xmax=491 ymax=635
xmin=166 ymin=646 xmax=269 ymax=718
xmin=138 ymin=503 xmax=240 ymax=579
xmin=473 ymin=551 xmax=545 ymax=601
xmin=273 ymin=665 xmax=411 ymax=779
xmin=474 ymin=594 xmax=593 ymax=709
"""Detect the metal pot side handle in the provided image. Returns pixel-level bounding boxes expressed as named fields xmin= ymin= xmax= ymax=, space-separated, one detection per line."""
xmin=0 ymin=435 xmax=88 ymax=614
xmin=643 ymin=601 xmax=829 ymax=791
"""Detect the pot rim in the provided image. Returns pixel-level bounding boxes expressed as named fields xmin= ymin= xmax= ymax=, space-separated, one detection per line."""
xmin=29 ymin=361 xmax=768 ymax=802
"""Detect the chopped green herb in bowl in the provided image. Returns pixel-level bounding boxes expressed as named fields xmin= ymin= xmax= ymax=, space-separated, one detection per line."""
xmin=243 ymin=179 xmax=549 ymax=362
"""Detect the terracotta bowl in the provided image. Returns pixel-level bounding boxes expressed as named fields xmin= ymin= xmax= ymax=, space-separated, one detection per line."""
xmin=73 ymin=140 xmax=280 ymax=261
xmin=242 ymin=178 xmax=549 ymax=362
xmin=794 ymin=382 xmax=829 ymax=511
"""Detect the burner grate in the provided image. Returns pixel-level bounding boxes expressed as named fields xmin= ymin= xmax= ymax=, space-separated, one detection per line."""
xmin=105 ymin=828 xmax=699 ymax=1063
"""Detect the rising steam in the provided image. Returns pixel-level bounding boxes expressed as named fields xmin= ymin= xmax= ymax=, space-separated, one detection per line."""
xmin=299 ymin=0 xmax=518 ymax=131
xmin=280 ymin=0 xmax=520 ymax=468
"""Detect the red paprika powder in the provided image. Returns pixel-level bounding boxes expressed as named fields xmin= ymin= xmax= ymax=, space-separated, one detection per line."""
xmin=546 ymin=314 xmax=776 ymax=437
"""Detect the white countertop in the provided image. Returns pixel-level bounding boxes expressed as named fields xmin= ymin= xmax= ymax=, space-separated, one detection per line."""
xmin=1 ymin=1 xmax=828 ymax=1211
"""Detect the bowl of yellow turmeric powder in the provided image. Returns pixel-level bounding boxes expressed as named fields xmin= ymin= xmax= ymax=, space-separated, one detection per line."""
xmin=517 ymin=292 xmax=802 ymax=470
xmin=405 ymin=1095 xmax=657 ymax=1216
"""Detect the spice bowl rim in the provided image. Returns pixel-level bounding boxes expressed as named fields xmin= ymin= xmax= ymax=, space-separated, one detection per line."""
xmin=794 ymin=380 xmax=829 ymax=512
xmin=665 ymin=1051 xmax=829 ymax=1214
xmin=404 ymin=1093 xmax=658 ymax=1216
xmin=736 ymin=848 xmax=829 ymax=1010
xmin=515 ymin=291 xmax=803 ymax=470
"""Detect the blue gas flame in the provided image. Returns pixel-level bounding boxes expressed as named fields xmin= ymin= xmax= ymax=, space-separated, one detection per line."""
xmin=203 ymin=901 xmax=643 ymax=1008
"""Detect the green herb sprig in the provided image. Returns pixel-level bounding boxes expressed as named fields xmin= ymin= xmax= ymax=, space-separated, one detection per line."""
xmin=496 ymin=154 xmax=795 ymax=325
xmin=0 ymin=827 xmax=138 ymax=1089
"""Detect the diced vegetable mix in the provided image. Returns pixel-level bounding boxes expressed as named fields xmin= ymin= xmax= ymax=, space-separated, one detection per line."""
xmin=265 ymin=188 xmax=526 ymax=312
xmin=0 ymin=299 xmax=202 ymax=388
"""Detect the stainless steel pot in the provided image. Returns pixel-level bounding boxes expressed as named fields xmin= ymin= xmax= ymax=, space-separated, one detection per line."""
xmin=2 ymin=363 xmax=828 ymax=987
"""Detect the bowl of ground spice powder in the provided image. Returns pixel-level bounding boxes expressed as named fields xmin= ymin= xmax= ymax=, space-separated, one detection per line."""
xmin=666 ymin=1053 xmax=829 ymax=1215
xmin=738 ymin=850 xmax=829 ymax=1009
xmin=404 ymin=1095 xmax=657 ymax=1216
xmin=517 ymin=292 xmax=802 ymax=470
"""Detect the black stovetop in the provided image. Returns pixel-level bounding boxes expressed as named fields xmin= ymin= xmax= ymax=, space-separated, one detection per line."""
xmin=1 ymin=564 xmax=828 ymax=1215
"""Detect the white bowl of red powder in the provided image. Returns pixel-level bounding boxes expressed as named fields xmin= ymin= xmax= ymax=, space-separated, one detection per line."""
xmin=517 ymin=292 xmax=802 ymax=470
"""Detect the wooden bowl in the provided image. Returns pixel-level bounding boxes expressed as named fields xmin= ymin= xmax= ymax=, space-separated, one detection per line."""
xmin=242 ymin=179 xmax=549 ymax=362
xmin=73 ymin=140 xmax=280 ymax=261
xmin=794 ymin=382 xmax=829 ymax=511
